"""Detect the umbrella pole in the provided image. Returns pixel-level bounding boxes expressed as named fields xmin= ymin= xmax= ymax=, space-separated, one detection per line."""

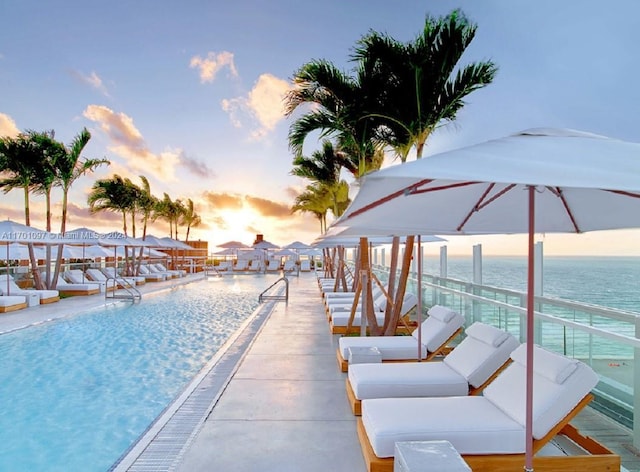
xmin=525 ymin=185 xmax=535 ymax=472
xmin=417 ymin=235 xmax=423 ymax=361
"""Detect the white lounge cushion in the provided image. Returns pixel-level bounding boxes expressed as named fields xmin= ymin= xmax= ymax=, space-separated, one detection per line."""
xmin=361 ymin=396 xmax=524 ymax=458
xmin=465 ymin=321 xmax=510 ymax=347
xmin=348 ymin=362 xmax=469 ymax=400
xmin=511 ymin=342 xmax=578 ymax=384
xmin=483 ymin=344 xmax=598 ymax=439
xmin=426 ymin=305 xmax=457 ymax=322
xmin=339 ymin=336 xmax=428 ymax=361
xmin=331 ymin=311 xmax=387 ymax=327
xmin=0 ymin=295 xmax=27 ymax=307
xmin=443 ymin=323 xmax=520 ymax=388
xmin=411 ymin=307 xmax=465 ymax=352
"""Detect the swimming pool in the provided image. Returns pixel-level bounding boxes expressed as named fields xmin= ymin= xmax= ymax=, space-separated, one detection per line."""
xmin=0 ymin=275 xmax=280 ymax=472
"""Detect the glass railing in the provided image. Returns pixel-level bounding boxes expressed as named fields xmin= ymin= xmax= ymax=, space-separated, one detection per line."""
xmin=369 ymin=263 xmax=640 ymax=434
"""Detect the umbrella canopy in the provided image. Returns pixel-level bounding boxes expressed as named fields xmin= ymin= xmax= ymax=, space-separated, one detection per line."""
xmin=4 ymin=243 xmax=44 ymax=260
xmin=159 ymin=237 xmax=192 ymax=250
xmin=253 ymin=239 xmax=279 ymax=250
xmin=0 ymin=220 xmax=55 ymax=243
xmin=62 ymin=227 xmax=104 ymax=245
xmin=217 ymin=240 xmax=250 ymax=249
xmin=282 ymin=241 xmax=312 ymax=250
xmin=328 ymin=127 xmax=640 ymax=470
xmin=273 ymin=248 xmax=297 ymax=257
xmin=99 ymin=232 xmax=147 ymax=247
xmin=136 ymin=234 xmax=173 ymax=248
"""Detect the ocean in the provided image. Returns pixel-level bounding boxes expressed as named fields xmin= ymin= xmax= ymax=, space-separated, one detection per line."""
xmin=434 ymin=255 xmax=640 ymax=313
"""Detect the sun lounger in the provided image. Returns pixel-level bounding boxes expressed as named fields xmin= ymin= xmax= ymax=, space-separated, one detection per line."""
xmin=283 ymin=260 xmax=296 ymax=272
xmin=145 ymin=264 xmax=176 ymax=278
xmin=357 ymin=344 xmax=619 ymax=472
xmin=330 ymin=293 xmax=418 ymax=335
xmin=300 ymin=260 xmax=311 ymax=272
xmin=0 ymin=294 xmax=28 ymax=313
xmin=0 ymin=274 xmax=60 ymax=304
xmin=101 ymin=267 xmax=146 ymax=286
xmin=248 ymin=259 xmax=264 ymax=271
xmin=138 ymin=265 xmax=167 ymax=281
xmin=63 ymin=269 xmax=106 ymax=292
xmin=346 ymin=322 xmax=520 ymax=414
xmin=266 ymin=260 xmax=281 ymax=271
xmin=337 ymin=305 xmax=464 ymax=372
xmin=234 ymin=259 xmax=250 ymax=271
xmin=86 ymin=267 xmax=134 ymax=290
xmin=154 ymin=263 xmax=186 ymax=277
xmin=41 ymin=273 xmax=100 ymax=297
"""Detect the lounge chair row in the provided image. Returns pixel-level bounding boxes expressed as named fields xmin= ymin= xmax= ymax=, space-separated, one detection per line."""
xmin=326 ymin=295 xmax=619 ymax=470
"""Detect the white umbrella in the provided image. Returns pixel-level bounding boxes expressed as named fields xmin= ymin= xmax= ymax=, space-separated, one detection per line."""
xmin=282 ymin=241 xmax=312 ymax=250
xmin=253 ymin=239 xmax=279 ymax=250
xmin=328 ymin=128 xmax=640 ymax=470
xmin=217 ymin=240 xmax=250 ymax=249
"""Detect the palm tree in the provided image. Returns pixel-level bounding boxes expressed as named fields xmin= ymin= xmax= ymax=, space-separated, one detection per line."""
xmin=27 ymin=130 xmax=65 ymax=287
xmin=155 ymin=193 xmax=184 ymax=239
xmin=56 ymin=128 xmax=110 ymax=233
xmin=137 ymin=176 xmax=157 ymax=241
xmin=353 ymin=9 xmax=498 ymax=161
xmin=290 ymin=140 xmax=351 ymax=227
xmin=87 ymin=175 xmax=136 ymax=235
xmin=0 ymin=132 xmax=49 ymax=287
xmin=51 ymin=127 xmax=109 ymax=285
xmin=284 ymin=60 xmax=384 ymax=178
xmin=291 ymin=183 xmax=334 ymax=233
xmin=181 ymin=198 xmax=202 ymax=242
xmin=26 ymin=130 xmax=63 ymax=232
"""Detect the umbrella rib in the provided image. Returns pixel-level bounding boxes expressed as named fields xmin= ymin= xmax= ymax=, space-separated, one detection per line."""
xmin=451 ymin=183 xmax=517 ymax=232
xmin=347 ymin=179 xmax=433 ymax=219
xmin=550 ymin=186 xmax=581 ymax=233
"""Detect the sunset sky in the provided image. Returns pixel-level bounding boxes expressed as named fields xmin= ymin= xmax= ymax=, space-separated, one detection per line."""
xmin=2 ymin=0 xmax=640 ymax=256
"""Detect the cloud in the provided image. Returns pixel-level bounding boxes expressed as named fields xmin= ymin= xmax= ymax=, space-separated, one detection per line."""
xmin=189 ymin=51 xmax=238 ymax=83
xmin=72 ymin=70 xmax=110 ymax=97
xmin=83 ymin=105 xmax=179 ymax=181
xmin=221 ymin=73 xmax=292 ymax=139
xmin=0 ymin=113 xmax=20 ymax=138
xmin=180 ymin=153 xmax=216 ymax=179
xmin=245 ymin=195 xmax=291 ymax=217
xmin=202 ymin=191 xmax=244 ymax=210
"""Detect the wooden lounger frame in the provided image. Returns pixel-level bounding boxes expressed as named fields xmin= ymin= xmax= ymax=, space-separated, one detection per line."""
xmin=346 ymin=359 xmax=512 ymax=416
xmin=357 ymin=394 xmax=620 ymax=472
xmin=337 ymin=327 xmax=463 ymax=372
xmin=0 ymin=301 xmax=28 ymax=313
xmin=40 ymin=295 xmax=60 ymax=304
xmin=57 ymin=288 xmax=100 ymax=297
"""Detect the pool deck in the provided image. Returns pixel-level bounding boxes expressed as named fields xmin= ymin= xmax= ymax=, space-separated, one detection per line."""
xmin=1 ymin=271 xmax=639 ymax=471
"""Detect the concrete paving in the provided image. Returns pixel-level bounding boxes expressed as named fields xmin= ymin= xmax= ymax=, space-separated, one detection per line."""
xmin=176 ymin=272 xmax=366 ymax=472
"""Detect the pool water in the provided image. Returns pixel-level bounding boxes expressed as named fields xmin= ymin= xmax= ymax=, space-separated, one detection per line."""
xmin=0 ymin=275 xmax=278 ymax=472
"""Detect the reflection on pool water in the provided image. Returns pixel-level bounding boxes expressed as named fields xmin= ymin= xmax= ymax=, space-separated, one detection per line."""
xmin=0 ymin=275 xmax=279 ymax=472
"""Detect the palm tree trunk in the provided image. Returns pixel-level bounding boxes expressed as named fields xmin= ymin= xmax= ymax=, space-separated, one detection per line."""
xmin=52 ymin=189 xmax=69 ymax=292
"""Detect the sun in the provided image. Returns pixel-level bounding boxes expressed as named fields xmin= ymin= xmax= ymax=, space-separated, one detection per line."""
xmin=210 ymin=208 xmax=259 ymax=246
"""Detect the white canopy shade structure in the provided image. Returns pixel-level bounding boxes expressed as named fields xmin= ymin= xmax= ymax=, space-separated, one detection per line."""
xmin=325 ymin=127 xmax=640 ymax=470
xmin=282 ymin=241 xmax=312 ymax=250
xmin=0 ymin=220 xmax=56 ymax=244
xmin=216 ymin=240 xmax=250 ymax=249
xmin=136 ymin=234 xmax=173 ymax=248
xmin=160 ymin=237 xmax=192 ymax=250
xmin=253 ymin=239 xmax=279 ymax=250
